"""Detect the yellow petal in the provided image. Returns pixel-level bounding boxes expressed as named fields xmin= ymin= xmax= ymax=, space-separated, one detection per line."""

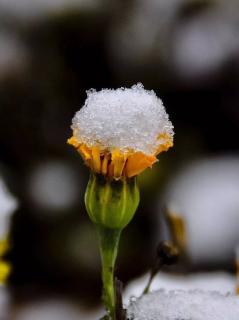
xmin=108 ymin=161 xmax=115 ymax=177
xmin=156 ymin=133 xmax=173 ymax=155
xmin=0 ymin=261 xmax=11 ymax=284
xmin=125 ymin=152 xmax=157 ymax=178
xmin=78 ymin=144 xmax=92 ymax=161
xmin=0 ymin=238 xmax=11 ymax=285
xmin=91 ymin=146 xmax=101 ymax=173
xmin=156 ymin=140 xmax=173 ymax=154
xmin=111 ymin=149 xmax=127 ymax=179
xmin=102 ymin=153 xmax=110 ymax=176
xmin=67 ymin=136 xmax=80 ymax=148
xmin=166 ymin=210 xmax=187 ymax=253
xmin=0 ymin=239 xmax=9 ymax=257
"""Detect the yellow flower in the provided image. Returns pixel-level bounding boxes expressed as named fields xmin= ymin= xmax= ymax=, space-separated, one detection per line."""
xmin=68 ymin=84 xmax=174 ymax=319
xmin=0 ymin=238 xmax=11 ymax=284
xmin=68 ymin=132 xmax=172 ymax=179
xmin=68 ymin=84 xmax=173 ymax=179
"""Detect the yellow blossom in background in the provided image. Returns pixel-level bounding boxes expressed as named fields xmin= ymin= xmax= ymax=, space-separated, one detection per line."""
xmin=0 ymin=239 xmax=11 ymax=284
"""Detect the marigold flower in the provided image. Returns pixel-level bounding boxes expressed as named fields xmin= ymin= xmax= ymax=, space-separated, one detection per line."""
xmin=67 ymin=84 xmax=174 ymax=319
xmin=68 ymin=83 xmax=174 ymax=179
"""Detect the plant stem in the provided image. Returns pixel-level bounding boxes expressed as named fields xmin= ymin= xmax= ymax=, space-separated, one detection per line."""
xmin=97 ymin=226 xmax=122 ymax=320
xmin=143 ymin=260 xmax=164 ymax=295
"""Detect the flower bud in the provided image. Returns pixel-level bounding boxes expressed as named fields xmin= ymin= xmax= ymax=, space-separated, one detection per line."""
xmin=157 ymin=241 xmax=179 ymax=266
xmin=85 ymin=174 xmax=140 ymax=229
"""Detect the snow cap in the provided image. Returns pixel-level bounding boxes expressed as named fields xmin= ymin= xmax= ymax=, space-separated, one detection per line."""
xmin=72 ymin=83 xmax=173 ymax=155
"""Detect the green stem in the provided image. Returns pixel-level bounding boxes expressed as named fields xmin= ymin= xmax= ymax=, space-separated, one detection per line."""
xmin=143 ymin=264 xmax=162 ymax=295
xmin=97 ymin=226 xmax=121 ymax=320
xmin=143 ymin=272 xmax=154 ymax=295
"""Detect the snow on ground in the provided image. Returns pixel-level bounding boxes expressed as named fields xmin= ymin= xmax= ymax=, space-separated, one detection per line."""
xmin=124 ymin=271 xmax=235 ymax=305
xmin=127 ymin=289 xmax=239 ymax=320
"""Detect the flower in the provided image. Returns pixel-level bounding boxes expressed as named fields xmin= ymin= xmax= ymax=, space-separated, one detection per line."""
xmin=68 ymin=83 xmax=174 ymax=179
xmin=0 ymin=239 xmax=11 ymax=284
xmin=67 ymin=84 xmax=174 ymax=319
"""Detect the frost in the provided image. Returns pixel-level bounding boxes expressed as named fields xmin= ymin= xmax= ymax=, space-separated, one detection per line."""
xmin=127 ymin=290 xmax=239 ymax=320
xmin=0 ymin=178 xmax=18 ymax=239
xmin=124 ymin=271 xmax=235 ymax=305
xmin=72 ymin=83 xmax=173 ymax=154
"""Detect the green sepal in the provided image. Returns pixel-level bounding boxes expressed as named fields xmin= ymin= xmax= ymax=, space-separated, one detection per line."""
xmin=85 ymin=173 xmax=140 ymax=229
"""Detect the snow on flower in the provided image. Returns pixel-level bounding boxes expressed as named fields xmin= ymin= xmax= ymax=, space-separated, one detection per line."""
xmin=68 ymin=83 xmax=173 ymax=179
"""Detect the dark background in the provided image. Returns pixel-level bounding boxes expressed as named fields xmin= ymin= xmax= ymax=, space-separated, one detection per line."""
xmin=0 ymin=0 xmax=239 ymax=317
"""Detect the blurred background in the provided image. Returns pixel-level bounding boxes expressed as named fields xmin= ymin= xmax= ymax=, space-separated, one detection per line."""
xmin=0 ymin=0 xmax=239 ymax=318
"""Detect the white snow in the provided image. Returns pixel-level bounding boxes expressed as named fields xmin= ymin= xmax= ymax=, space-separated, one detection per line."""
xmin=127 ymin=289 xmax=239 ymax=320
xmin=162 ymin=155 xmax=239 ymax=264
xmin=124 ymin=271 xmax=235 ymax=305
xmin=72 ymin=83 xmax=173 ymax=154
xmin=0 ymin=178 xmax=17 ymax=239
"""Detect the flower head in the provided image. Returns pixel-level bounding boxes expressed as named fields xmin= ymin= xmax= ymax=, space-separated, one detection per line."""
xmin=68 ymin=83 xmax=174 ymax=179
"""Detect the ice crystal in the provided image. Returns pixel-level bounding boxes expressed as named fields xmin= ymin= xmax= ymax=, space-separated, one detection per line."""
xmin=72 ymin=83 xmax=173 ymax=155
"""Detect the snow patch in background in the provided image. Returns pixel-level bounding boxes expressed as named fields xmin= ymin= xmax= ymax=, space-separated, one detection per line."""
xmin=28 ymin=160 xmax=81 ymax=212
xmin=162 ymin=155 xmax=239 ymax=264
xmin=0 ymin=177 xmax=18 ymax=239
